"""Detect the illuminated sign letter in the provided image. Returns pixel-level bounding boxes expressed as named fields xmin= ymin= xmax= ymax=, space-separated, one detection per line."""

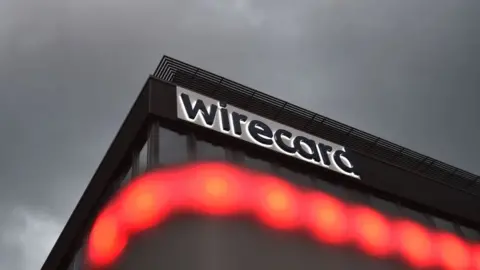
xmin=177 ymin=87 xmax=360 ymax=179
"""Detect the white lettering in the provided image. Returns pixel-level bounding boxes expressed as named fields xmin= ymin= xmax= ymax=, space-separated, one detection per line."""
xmin=177 ymin=87 xmax=360 ymax=179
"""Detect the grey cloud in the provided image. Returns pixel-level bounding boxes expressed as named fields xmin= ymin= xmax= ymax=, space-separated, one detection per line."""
xmin=0 ymin=1 xmax=479 ymax=269
xmin=1 ymin=206 xmax=62 ymax=270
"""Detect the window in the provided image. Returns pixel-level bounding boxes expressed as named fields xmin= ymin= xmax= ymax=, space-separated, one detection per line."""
xmin=225 ymin=148 xmax=244 ymax=164
xmin=314 ymin=178 xmax=350 ymax=201
xmin=243 ymin=154 xmax=273 ymax=173
xmin=459 ymin=225 xmax=480 ymax=241
xmin=196 ymin=140 xmax=227 ymax=161
xmin=431 ymin=216 xmax=458 ymax=234
xmin=343 ymin=187 xmax=371 ymax=205
xmin=158 ymin=127 xmax=189 ymax=166
xmin=119 ymin=166 xmax=132 ymax=187
xmin=67 ymin=255 xmax=75 ymax=270
xmin=71 ymin=246 xmax=84 ymax=270
xmin=137 ymin=140 xmax=148 ymax=175
xmin=312 ymin=177 xmax=370 ymax=204
xmin=399 ymin=206 xmax=434 ymax=227
xmin=369 ymin=196 xmax=401 ymax=217
xmin=275 ymin=166 xmax=313 ymax=187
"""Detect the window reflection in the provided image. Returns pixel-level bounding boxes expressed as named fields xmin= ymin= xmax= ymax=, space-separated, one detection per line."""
xmin=196 ymin=140 xmax=227 ymax=161
xmin=369 ymin=196 xmax=401 ymax=217
xmin=119 ymin=166 xmax=132 ymax=187
xmin=244 ymin=154 xmax=273 ymax=173
xmin=71 ymin=246 xmax=84 ymax=270
xmin=459 ymin=225 xmax=480 ymax=241
xmin=68 ymin=255 xmax=75 ymax=270
xmin=138 ymin=141 xmax=148 ymax=175
xmin=314 ymin=178 xmax=350 ymax=201
xmin=399 ymin=206 xmax=434 ymax=227
xmin=312 ymin=177 xmax=370 ymax=204
xmin=225 ymin=148 xmax=244 ymax=164
xmin=158 ymin=127 xmax=188 ymax=166
xmin=275 ymin=166 xmax=312 ymax=187
xmin=344 ymin=187 xmax=371 ymax=205
xmin=431 ymin=216 xmax=458 ymax=234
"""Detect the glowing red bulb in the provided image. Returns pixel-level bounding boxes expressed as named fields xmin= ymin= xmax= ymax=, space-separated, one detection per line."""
xmin=435 ymin=233 xmax=471 ymax=270
xmin=471 ymin=245 xmax=480 ymax=270
xmin=352 ymin=206 xmax=392 ymax=257
xmin=256 ymin=179 xmax=300 ymax=230
xmin=198 ymin=176 xmax=240 ymax=214
xmin=185 ymin=164 xmax=246 ymax=215
xmin=117 ymin=179 xmax=169 ymax=233
xmin=84 ymin=162 xmax=478 ymax=269
xmin=87 ymin=213 xmax=127 ymax=267
xmin=306 ymin=192 xmax=348 ymax=244
xmin=396 ymin=220 xmax=433 ymax=268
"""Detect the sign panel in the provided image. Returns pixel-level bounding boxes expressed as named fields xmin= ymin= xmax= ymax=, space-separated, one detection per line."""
xmin=176 ymin=87 xmax=360 ymax=179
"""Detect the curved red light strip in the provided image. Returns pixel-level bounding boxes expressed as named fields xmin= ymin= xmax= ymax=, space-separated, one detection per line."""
xmin=86 ymin=162 xmax=479 ymax=270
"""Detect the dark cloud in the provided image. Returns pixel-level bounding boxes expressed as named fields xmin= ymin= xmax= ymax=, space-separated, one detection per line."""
xmin=0 ymin=1 xmax=479 ymax=269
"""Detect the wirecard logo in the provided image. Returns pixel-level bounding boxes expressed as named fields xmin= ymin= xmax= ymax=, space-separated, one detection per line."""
xmin=176 ymin=87 xmax=360 ymax=179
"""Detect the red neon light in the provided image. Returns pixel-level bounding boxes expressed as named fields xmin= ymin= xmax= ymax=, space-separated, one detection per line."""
xmin=306 ymin=192 xmax=349 ymax=245
xmin=86 ymin=162 xmax=479 ymax=269
xmin=351 ymin=206 xmax=393 ymax=257
xmin=88 ymin=212 xmax=127 ymax=267
xmin=396 ymin=220 xmax=434 ymax=268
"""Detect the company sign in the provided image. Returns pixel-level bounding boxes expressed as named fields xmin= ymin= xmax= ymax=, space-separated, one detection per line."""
xmin=176 ymin=87 xmax=360 ymax=179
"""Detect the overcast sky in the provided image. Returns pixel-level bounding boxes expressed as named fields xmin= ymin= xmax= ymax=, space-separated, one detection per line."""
xmin=0 ymin=0 xmax=479 ymax=269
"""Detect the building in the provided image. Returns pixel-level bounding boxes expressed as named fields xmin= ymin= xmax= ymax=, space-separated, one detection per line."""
xmin=42 ymin=56 xmax=480 ymax=270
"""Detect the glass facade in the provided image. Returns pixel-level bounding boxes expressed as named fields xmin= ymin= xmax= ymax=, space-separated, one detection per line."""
xmin=137 ymin=141 xmax=148 ymax=176
xmin=119 ymin=166 xmax=132 ymax=188
xmin=431 ymin=216 xmax=459 ymax=234
xmin=139 ymin=123 xmax=480 ymax=233
xmin=275 ymin=165 xmax=313 ymax=188
xmin=195 ymin=139 xmax=227 ymax=161
xmin=398 ymin=205 xmax=434 ymax=227
xmin=369 ymin=196 xmax=401 ymax=217
xmin=460 ymin=225 xmax=480 ymax=241
xmin=314 ymin=177 xmax=350 ymax=200
xmin=67 ymin=244 xmax=84 ymax=270
xmin=68 ymin=121 xmax=480 ymax=268
xmin=158 ymin=127 xmax=189 ymax=166
xmin=244 ymin=153 xmax=273 ymax=173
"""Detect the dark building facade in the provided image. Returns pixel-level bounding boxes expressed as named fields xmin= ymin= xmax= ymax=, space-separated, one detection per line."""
xmin=43 ymin=56 xmax=480 ymax=270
